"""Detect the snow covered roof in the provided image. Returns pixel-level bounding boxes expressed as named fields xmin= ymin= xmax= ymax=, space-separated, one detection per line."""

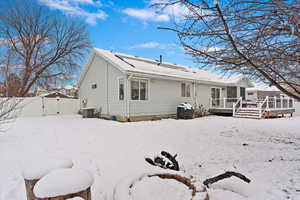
xmin=246 ymin=84 xmax=280 ymax=92
xmin=79 ymin=48 xmax=254 ymax=87
xmin=64 ymin=85 xmax=77 ymax=90
xmin=39 ymin=91 xmax=72 ymax=98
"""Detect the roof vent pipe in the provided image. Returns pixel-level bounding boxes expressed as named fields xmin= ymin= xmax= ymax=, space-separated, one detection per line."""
xmin=158 ymin=55 xmax=162 ymax=65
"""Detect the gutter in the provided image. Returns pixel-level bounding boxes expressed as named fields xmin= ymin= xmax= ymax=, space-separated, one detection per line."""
xmin=125 ymin=71 xmax=237 ymax=87
xmin=106 ymin=61 xmax=109 ymax=115
xmin=193 ymin=81 xmax=198 ymax=108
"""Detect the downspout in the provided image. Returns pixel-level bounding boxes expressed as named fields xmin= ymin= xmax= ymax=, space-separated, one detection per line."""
xmin=106 ymin=61 xmax=109 ymax=115
xmin=126 ymin=74 xmax=133 ymax=121
xmin=194 ymin=81 xmax=197 ymax=108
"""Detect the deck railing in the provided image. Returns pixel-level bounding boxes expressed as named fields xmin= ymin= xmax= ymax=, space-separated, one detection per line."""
xmin=210 ymin=96 xmax=295 ymax=110
xmin=233 ymin=97 xmax=242 ymax=116
xmin=210 ymin=98 xmax=240 ymax=109
xmin=258 ymin=96 xmax=268 ymax=118
xmin=265 ymin=96 xmax=294 ymax=109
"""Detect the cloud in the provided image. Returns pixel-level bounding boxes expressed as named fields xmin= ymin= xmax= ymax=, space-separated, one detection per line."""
xmin=72 ymin=0 xmax=99 ymax=5
xmin=38 ymin=0 xmax=107 ymax=25
xmin=127 ymin=42 xmax=177 ymax=50
xmin=122 ymin=8 xmax=169 ymax=22
xmin=128 ymin=42 xmax=160 ymax=49
xmin=122 ymin=0 xmax=191 ymax=22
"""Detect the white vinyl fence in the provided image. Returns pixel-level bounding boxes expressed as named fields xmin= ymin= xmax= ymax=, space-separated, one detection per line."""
xmin=295 ymin=101 xmax=300 ymax=116
xmin=13 ymin=97 xmax=80 ymax=117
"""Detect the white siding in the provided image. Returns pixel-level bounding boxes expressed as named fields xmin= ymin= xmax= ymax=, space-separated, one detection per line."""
xmin=128 ymin=78 xmax=218 ymax=116
xmin=295 ymin=102 xmax=300 ymax=116
xmin=247 ymin=90 xmax=258 ymax=101
xmin=79 ymin=55 xmax=125 ymax=117
xmin=107 ymin=61 xmax=126 ymax=117
xmin=196 ymin=84 xmax=212 ymax=109
xmin=129 ymin=78 xmax=194 ymax=116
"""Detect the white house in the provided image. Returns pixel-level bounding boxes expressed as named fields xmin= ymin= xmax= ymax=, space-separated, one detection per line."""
xmin=78 ymin=48 xmax=256 ymax=121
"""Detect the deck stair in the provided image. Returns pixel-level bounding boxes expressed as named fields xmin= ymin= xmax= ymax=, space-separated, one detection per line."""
xmin=233 ymin=108 xmax=261 ymax=119
xmin=232 ymin=97 xmax=264 ymax=119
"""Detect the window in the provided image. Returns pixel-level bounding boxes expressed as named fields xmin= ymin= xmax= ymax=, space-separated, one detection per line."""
xmin=240 ymin=87 xmax=246 ymax=100
xmin=211 ymin=88 xmax=221 ymax=106
xmin=131 ymin=79 xmax=148 ymax=100
xmin=119 ymin=78 xmax=124 ymax=100
xmin=181 ymin=83 xmax=191 ymax=97
xmin=248 ymin=92 xmax=254 ymax=96
xmin=91 ymin=84 xmax=97 ymax=89
xmin=211 ymin=88 xmax=220 ymax=99
xmin=227 ymin=86 xmax=237 ymax=98
xmin=186 ymin=84 xmax=191 ymax=97
xmin=181 ymin=83 xmax=186 ymax=97
xmin=140 ymin=80 xmax=148 ymax=100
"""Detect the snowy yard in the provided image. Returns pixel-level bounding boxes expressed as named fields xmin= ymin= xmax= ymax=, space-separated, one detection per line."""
xmin=0 ymin=115 xmax=299 ymax=200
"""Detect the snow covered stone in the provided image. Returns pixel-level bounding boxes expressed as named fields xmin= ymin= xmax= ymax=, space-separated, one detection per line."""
xmin=67 ymin=197 xmax=85 ymax=200
xmin=33 ymin=168 xmax=94 ymax=198
xmin=22 ymin=157 xmax=73 ymax=180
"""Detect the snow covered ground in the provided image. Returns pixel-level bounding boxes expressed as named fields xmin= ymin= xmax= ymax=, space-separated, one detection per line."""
xmin=0 ymin=115 xmax=299 ymax=200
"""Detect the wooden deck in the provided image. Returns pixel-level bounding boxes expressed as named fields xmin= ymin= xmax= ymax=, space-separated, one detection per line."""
xmin=209 ymin=97 xmax=295 ymax=119
xmin=209 ymin=108 xmax=234 ymax=114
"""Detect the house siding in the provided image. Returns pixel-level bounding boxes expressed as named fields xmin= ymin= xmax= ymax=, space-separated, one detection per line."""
xmin=107 ymin=61 xmax=126 ymax=117
xmin=79 ymin=55 xmax=125 ymax=117
xmin=128 ymin=78 xmax=222 ymax=116
xmin=196 ymin=84 xmax=212 ymax=109
xmin=128 ymin=78 xmax=195 ymax=116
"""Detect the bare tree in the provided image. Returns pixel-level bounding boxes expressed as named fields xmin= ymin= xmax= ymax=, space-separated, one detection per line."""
xmin=153 ymin=0 xmax=300 ymax=100
xmin=0 ymin=98 xmax=21 ymax=131
xmin=0 ymin=45 xmax=22 ymax=130
xmin=0 ymin=0 xmax=91 ymax=97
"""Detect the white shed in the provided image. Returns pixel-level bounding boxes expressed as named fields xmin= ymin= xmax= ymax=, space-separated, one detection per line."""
xmin=78 ymin=48 xmax=253 ymax=121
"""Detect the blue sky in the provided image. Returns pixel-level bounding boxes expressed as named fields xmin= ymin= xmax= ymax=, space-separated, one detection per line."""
xmin=33 ymin=0 xmax=199 ymax=67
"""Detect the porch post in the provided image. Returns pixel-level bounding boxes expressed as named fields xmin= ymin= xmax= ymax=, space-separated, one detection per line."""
xmin=258 ymin=102 xmax=262 ymax=118
xmin=274 ymin=96 xmax=277 ymax=109
xmin=233 ymin=102 xmax=235 ymax=116
xmin=223 ymin=98 xmax=226 ymax=108
xmin=280 ymin=96 xmax=283 ymax=109
xmin=266 ymin=96 xmax=269 ymax=109
xmin=237 ymin=86 xmax=240 ymax=99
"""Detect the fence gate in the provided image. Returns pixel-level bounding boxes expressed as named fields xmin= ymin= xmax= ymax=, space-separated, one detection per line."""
xmin=43 ymin=97 xmax=61 ymax=115
xmin=13 ymin=97 xmax=80 ymax=117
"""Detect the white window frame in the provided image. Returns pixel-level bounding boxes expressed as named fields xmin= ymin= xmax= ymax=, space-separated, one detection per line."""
xmin=130 ymin=78 xmax=149 ymax=101
xmin=118 ymin=77 xmax=125 ymax=101
xmin=181 ymin=82 xmax=192 ymax=98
